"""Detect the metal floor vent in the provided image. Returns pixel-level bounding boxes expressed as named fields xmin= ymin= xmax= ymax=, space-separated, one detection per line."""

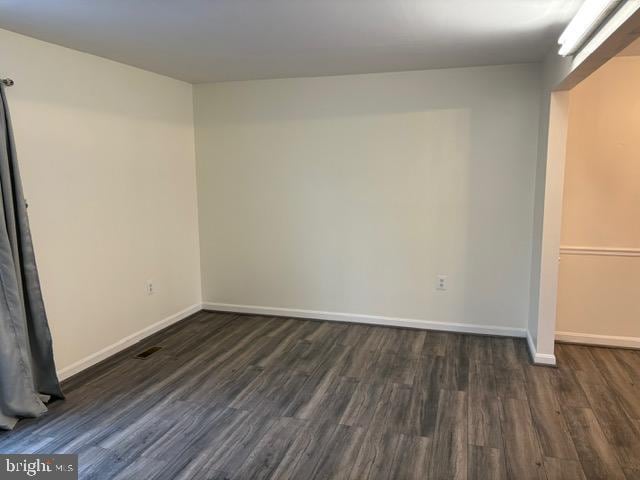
xmin=135 ymin=346 xmax=163 ymax=359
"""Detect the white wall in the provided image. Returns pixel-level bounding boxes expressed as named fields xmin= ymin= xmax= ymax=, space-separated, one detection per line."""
xmin=527 ymin=51 xmax=573 ymax=355
xmin=557 ymin=56 xmax=640 ymax=346
xmin=0 ymin=28 xmax=202 ymax=376
xmin=194 ymin=64 xmax=541 ymax=334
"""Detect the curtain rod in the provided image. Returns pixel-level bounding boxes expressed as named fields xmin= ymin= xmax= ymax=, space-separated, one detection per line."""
xmin=1 ymin=78 xmax=14 ymax=87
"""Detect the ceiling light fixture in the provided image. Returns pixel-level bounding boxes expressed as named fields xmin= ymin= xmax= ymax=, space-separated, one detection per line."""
xmin=558 ymin=0 xmax=622 ymax=56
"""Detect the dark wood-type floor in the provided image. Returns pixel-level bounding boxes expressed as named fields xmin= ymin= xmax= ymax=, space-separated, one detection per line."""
xmin=2 ymin=311 xmax=640 ymax=479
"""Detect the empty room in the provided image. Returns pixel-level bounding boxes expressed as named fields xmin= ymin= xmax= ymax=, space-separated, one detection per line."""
xmin=0 ymin=1 xmax=639 ymax=479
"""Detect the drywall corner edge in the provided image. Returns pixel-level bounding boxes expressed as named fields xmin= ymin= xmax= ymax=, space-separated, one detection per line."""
xmin=532 ymin=89 xmax=570 ymax=365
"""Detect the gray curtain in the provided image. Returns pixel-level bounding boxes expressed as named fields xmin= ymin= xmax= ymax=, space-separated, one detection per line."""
xmin=0 ymin=83 xmax=63 ymax=430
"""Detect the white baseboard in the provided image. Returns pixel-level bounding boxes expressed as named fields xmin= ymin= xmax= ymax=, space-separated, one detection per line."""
xmin=527 ymin=331 xmax=557 ymax=366
xmin=57 ymin=303 xmax=202 ymax=381
xmin=556 ymin=331 xmax=640 ymax=349
xmin=202 ymin=302 xmax=527 ymax=338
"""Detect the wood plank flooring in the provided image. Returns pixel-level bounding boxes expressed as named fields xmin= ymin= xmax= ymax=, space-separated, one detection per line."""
xmin=1 ymin=311 xmax=639 ymax=479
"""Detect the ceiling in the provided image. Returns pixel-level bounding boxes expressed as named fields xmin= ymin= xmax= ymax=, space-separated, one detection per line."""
xmin=0 ymin=0 xmax=583 ymax=83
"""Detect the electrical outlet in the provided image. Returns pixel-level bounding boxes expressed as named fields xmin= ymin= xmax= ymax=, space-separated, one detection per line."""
xmin=146 ymin=281 xmax=154 ymax=295
xmin=436 ymin=274 xmax=448 ymax=291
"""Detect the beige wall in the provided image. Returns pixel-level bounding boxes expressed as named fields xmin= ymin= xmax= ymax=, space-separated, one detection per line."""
xmin=557 ymin=56 xmax=640 ymax=342
xmin=194 ymin=64 xmax=541 ymax=332
xmin=0 ymin=28 xmax=202 ymax=375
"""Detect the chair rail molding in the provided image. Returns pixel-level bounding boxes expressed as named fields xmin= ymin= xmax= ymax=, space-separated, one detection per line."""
xmin=560 ymin=245 xmax=640 ymax=257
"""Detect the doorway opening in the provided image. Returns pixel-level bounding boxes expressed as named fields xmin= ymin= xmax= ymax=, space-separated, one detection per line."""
xmin=533 ymin=8 xmax=640 ymax=364
xmin=556 ymin=40 xmax=640 ymax=349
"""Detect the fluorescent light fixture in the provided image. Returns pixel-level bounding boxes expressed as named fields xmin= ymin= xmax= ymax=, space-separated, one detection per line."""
xmin=558 ymin=0 xmax=622 ymax=56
